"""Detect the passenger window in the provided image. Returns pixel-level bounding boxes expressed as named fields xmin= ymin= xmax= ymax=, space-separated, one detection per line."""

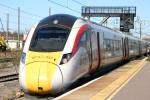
xmin=103 ymin=40 xmax=106 ymax=51
xmin=106 ymin=40 xmax=110 ymax=51
xmin=130 ymin=40 xmax=133 ymax=49
xmin=114 ymin=40 xmax=117 ymax=51
xmin=111 ymin=40 xmax=114 ymax=51
xmin=109 ymin=40 xmax=112 ymax=51
xmin=108 ymin=40 xmax=112 ymax=51
xmin=77 ymin=32 xmax=87 ymax=49
xmin=80 ymin=33 xmax=86 ymax=42
xmin=118 ymin=41 xmax=120 ymax=50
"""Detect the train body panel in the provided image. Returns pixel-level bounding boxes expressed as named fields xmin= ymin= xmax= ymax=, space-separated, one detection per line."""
xmin=63 ymin=19 xmax=87 ymax=54
xmin=19 ymin=14 xmax=150 ymax=95
xmin=127 ymin=36 xmax=140 ymax=58
xmin=101 ymin=28 xmax=123 ymax=66
xmin=19 ymin=23 xmax=38 ymax=93
xmin=89 ymin=24 xmax=124 ymax=67
xmin=59 ymin=47 xmax=89 ymax=89
xmin=25 ymin=51 xmax=62 ymax=94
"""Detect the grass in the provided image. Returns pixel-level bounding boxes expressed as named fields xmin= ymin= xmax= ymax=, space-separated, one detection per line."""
xmin=0 ymin=58 xmax=15 ymax=63
xmin=11 ymin=51 xmax=22 ymax=66
xmin=0 ymin=50 xmax=22 ymax=66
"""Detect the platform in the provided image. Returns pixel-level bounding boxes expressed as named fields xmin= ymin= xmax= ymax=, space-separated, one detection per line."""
xmin=112 ymin=59 xmax=150 ymax=100
xmin=55 ymin=57 xmax=149 ymax=100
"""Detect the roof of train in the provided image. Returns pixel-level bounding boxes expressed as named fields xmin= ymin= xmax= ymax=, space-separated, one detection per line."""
xmin=38 ymin=14 xmax=77 ymax=29
xmin=38 ymin=14 xmax=150 ymax=44
xmin=79 ymin=17 xmax=148 ymax=42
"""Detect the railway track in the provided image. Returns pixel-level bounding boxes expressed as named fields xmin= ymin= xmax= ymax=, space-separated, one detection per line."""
xmin=0 ymin=57 xmax=15 ymax=63
xmin=0 ymin=73 xmax=18 ymax=82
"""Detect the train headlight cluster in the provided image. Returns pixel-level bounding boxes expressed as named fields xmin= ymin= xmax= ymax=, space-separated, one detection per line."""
xmin=60 ymin=53 xmax=72 ymax=64
xmin=21 ymin=52 xmax=26 ymax=64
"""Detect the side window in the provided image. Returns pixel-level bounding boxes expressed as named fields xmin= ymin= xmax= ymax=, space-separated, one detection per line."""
xmin=77 ymin=32 xmax=87 ymax=49
xmin=114 ymin=40 xmax=117 ymax=51
xmin=129 ymin=40 xmax=131 ymax=49
xmin=80 ymin=33 xmax=86 ymax=42
xmin=117 ymin=40 xmax=120 ymax=50
xmin=130 ymin=40 xmax=133 ymax=49
xmin=116 ymin=40 xmax=119 ymax=51
xmin=103 ymin=39 xmax=106 ymax=51
xmin=106 ymin=39 xmax=110 ymax=51
xmin=109 ymin=40 xmax=111 ymax=51
xmin=118 ymin=40 xmax=121 ymax=50
xmin=105 ymin=39 xmax=111 ymax=51
xmin=111 ymin=40 xmax=114 ymax=51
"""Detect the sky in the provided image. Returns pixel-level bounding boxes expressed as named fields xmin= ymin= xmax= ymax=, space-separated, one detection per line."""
xmin=0 ymin=0 xmax=150 ymax=36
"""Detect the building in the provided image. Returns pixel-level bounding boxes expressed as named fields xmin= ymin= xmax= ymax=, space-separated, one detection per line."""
xmin=6 ymin=40 xmax=23 ymax=50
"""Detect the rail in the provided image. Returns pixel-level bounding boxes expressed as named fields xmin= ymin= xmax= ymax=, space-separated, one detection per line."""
xmin=0 ymin=73 xmax=18 ymax=82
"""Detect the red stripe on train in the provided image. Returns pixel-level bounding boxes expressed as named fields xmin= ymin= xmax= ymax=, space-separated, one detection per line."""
xmin=72 ymin=24 xmax=88 ymax=55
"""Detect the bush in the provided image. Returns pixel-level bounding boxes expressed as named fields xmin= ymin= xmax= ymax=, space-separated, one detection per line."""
xmin=12 ymin=50 xmax=22 ymax=66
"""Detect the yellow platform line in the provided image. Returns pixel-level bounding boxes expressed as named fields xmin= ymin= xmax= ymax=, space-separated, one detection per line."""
xmin=90 ymin=57 xmax=148 ymax=100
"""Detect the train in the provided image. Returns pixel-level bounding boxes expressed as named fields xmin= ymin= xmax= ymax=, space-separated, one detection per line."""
xmin=19 ymin=14 xmax=150 ymax=95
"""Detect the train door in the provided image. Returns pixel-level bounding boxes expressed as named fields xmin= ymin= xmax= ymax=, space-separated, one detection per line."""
xmin=89 ymin=30 xmax=99 ymax=72
xmin=125 ymin=37 xmax=129 ymax=60
xmin=97 ymin=32 xmax=100 ymax=68
xmin=122 ymin=38 xmax=125 ymax=60
xmin=86 ymin=30 xmax=92 ymax=71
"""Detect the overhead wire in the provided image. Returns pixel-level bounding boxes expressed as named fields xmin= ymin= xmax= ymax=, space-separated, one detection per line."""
xmin=71 ymin=0 xmax=86 ymax=6
xmin=0 ymin=10 xmax=40 ymax=21
xmin=1 ymin=19 xmax=31 ymax=26
xmin=0 ymin=3 xmax=42 ymax=32
xmin=0 ymin=3 xmax=17 ymax=11
xmin=48 ymin=0 xmax=81 ymax=14
xmin=0 ymin=3 xmax=43 ymax=18
xmin=0 ymin=18 xmax=32 ymax=33
xmin=20 ymin=10 xmax=43 ymax=18
xmin=51 ymin=0 xmax=150 ymax=37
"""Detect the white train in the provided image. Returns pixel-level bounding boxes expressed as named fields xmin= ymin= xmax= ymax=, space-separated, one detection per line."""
xmin=19 ymin=14 xmax=150 ymax=95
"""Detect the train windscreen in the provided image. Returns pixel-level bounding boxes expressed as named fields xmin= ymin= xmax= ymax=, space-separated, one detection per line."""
xmin=29 ymin=27 xmax=70 ymax=52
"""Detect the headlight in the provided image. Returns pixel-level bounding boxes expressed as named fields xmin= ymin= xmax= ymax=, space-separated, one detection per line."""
xmin=21 ymin=52 xmax=26 ymax=64
xmin=60 ymin=53 xmax=72 ymax=65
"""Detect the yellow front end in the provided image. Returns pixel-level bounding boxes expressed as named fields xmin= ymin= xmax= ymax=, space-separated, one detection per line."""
xmin=25 ymin=51 xmax=62 ymax=94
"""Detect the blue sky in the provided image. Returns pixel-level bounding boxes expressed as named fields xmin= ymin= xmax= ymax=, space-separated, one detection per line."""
xmin=0 ymin=0 xmax=150 ymax=36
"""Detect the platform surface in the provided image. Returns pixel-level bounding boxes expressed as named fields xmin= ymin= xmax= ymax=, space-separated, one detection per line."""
xmin=112 ymin=61 xmax=150 ymax=100
xmin=55 ymin=57 xmax=148 ymax=100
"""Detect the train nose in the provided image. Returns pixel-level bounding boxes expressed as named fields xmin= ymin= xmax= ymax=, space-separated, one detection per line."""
xmin=24 ymin=61 xmax=63 ymax=94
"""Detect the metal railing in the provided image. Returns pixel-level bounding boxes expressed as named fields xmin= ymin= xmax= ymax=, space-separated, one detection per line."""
xmin=82 ymin=6 xmax=136 ymax=15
